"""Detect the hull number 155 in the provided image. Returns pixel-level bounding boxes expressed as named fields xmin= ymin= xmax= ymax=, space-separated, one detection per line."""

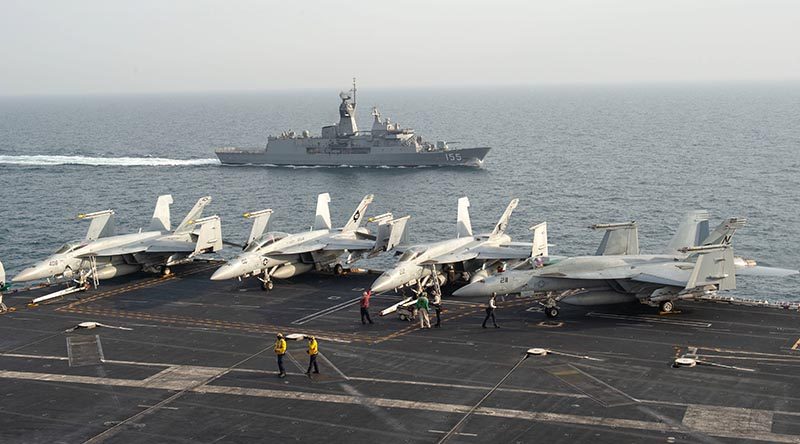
xmin=445 ymin=153 xmax=462 ymax=162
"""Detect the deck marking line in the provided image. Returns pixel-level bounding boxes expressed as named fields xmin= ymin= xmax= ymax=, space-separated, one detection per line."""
xmin=291 ymin=297 xmax=362 ymax=325
xmin=4 ymin=365 xmax=800 ymax=442
xmin=587 ymin=312 xmax=712 ymax=327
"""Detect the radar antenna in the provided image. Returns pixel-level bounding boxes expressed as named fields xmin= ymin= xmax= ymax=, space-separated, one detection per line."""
xmin=352 ymin=77 xmax=357 ymax=109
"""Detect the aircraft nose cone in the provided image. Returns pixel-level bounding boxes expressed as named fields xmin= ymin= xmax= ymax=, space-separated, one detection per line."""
xmin=13 ymin=266 xmax=44 ymax=282
xmin=370 ymin=274 xmax=395 ymax=294
xmin=452 ymin=280 xmax=485 ymax=297
xmin=210 ymin=264 xmax=239 ymax=281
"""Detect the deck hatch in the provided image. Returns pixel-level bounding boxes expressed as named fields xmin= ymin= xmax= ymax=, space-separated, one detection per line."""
xmin=66 ymin=334 xmax=105 ymax=367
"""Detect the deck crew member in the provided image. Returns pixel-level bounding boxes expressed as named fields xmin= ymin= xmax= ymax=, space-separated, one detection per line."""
xmin=417 ymin=292 xmax=431 ymax=329
xmin=431 ymin=288 xmax=442 ymax=328
xmin=274 ymin=333 xmax=287 ymax=378
xmin=0 ymin=264 xmax=6 ymax=313
xmin=482 ymin=293 xmax=499 ymax=328
xmin=306 ymin=336 xmax=320 ymax=374
xmin=360 ymin=290 xmax=374 ymax=325
xmin=410 ymin=294 xmax=419 ymax=322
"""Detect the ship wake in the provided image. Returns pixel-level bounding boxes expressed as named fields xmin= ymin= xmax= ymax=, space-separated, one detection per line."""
xmin=0 ymin=155 xmax=220 ymax=167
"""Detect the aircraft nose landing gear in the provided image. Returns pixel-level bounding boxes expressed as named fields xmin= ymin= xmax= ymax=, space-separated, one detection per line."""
xmin=333 ymin=263 xmax=344 ymax=276
xmin=259 ymin=270 xmax=274 ymax=291
xmin=542 ymin=297 xmax=560 ymax=318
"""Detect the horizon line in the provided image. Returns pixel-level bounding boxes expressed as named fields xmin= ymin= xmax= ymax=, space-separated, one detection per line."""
xmin=2 ymin=78 xmax=800 ymax=99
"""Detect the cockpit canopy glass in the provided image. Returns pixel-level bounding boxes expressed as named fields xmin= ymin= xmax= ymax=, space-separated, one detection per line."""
xmin=398 ymin=249 xmax=422 ymax=262
xmin=54 ymin=242 xmax=81 ymax=254
xmin=245 ymin=232 xmax=288 ymax=252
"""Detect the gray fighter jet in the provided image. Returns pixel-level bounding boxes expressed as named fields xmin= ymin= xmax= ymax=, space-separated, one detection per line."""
xmin=453 ymin=211 xmax=798 ymax=317
xmin=210 ymin=193 xmax=409 ymax=290
xmin=370 ymin=197 xmax=539 ymax=294
xmin=13 ymin=195 xmax=222 ymax=287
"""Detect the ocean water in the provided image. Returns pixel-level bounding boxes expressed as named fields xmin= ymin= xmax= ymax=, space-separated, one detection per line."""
xmin=1 ymin=84 xmax=798 ymax=301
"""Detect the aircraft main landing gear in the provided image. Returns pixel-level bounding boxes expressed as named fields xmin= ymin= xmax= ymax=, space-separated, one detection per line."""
xmin=333 ymin=263 xmax=344 ymax=276
xmin=659 ymin=300 xmax=675 ymax=313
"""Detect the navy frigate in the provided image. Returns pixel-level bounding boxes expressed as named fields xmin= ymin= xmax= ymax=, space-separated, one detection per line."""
xmin=216 ymin=80 xmax=490 ymax=167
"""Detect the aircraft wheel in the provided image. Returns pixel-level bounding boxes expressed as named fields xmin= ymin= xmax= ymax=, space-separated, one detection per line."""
xmin=262 ymin=280 xmax=274 ymax=291
xmin=334 ymin=264 xmax=344 ymax=276
xmin=545 ymin=307 xmax=559 ymax=318
xmin=161 ymin=266 xmax=172 ymax=277
xmin=660 ymin=300 xmax=675 ymax=313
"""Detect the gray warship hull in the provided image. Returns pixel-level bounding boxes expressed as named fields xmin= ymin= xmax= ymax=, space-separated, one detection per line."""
xmin=215 ymin=81 xmax=492 ymax=168
xmin=216 ymin=146 xmax=490 ymax=167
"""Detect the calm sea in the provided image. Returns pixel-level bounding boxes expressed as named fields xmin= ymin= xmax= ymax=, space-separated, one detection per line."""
xmin=1 ymin=83 xmax=798 ymax=301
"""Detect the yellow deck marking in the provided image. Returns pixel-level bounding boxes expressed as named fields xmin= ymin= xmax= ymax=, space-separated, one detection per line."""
xmin=792 ymin=338 xmax=800 ymax=351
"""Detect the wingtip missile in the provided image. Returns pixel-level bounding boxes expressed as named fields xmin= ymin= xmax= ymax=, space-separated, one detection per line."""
xmin=77 ymin=210 xmax=115 ymax=220
xmin=243 ymin=209 xmax=273 ymax=219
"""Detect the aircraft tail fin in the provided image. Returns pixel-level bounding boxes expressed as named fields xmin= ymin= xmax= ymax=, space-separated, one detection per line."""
xmin=314 ymin=193 xmax=332 ymax=230
xmin=148 ymin=195 xmax=173 ymax=232
xmin=591 ymin=222 xmax=639 ymax=255
xmin=78 ymin=210 xmax=116 ymax=241
xmin=456 ymin=197 xmax=472 ymax=238
xmin=490 ymin=198 xmax=519 ymax=239
xmin=342 ymin=194 xmax=374 ymax=232
xmin=243 ymin=209 xmax=273 ymax=248
xmin=175 ymin=196 xmax=212 ymax=234
xmin=530 ymin=222 xmax=548 ymax=258
xmin=192 ymin=216 xmax=223 ymax=256
xmin=701 ymin=217 xmax=747 ymax=246
xmin=665 ymin=210 xmax=710 ymax=255
xmin=372 ymin=215 xmax=411 ymax=256
xmin=0 ymin=260 xmax=6 ymax=289
xmin=684 ymin=245 xmax=736 ymax=291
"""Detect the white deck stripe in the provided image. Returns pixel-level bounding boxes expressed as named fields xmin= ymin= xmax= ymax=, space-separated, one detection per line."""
xmin=291 ymin=297 xmax=362 ymax=325
xmin=586 ymin=312 xmax=712 ymax=327
xmin=1 ymin=368 xmax=799 ymax=442
xmin=5 ymin=352 xmax=800 ymax=415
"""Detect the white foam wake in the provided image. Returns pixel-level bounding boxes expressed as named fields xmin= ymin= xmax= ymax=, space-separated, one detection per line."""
xmin=0 ymin=154 xmax=220 ymax=167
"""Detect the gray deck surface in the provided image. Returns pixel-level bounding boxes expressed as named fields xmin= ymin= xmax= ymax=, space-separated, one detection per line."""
xmin=1 ymin=263 xmax=799 ymax=443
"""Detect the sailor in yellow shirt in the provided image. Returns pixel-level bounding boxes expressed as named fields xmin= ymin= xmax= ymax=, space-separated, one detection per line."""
xmin=306 ymin=336 xmax=319 ymax=375
xmin=274 ymin=333 xmax=287 ymax=378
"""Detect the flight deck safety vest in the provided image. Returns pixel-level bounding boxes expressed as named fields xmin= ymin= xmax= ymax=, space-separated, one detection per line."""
xmin=274 ymin=338 xmax=287 ymax=355
xmin=307 ymin=339 xmax=318 ymax=356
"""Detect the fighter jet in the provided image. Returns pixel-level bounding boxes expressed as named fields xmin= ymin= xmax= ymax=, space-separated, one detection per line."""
xmin=370 ymin=197 xmax=538 ymax=294
xmin=453 ymin=211 xmax=799 ymax=317
xmin=210 ymin=193 xmax=409 ymax=290
xmin=13 ymin=195 xmax=222 ymax=286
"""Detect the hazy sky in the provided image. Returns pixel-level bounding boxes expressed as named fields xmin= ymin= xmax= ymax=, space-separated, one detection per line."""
xmin=1 ymin=0 xmax=798 ymax=95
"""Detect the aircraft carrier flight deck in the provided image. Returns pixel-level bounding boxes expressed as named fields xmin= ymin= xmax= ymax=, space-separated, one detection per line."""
xmin=2 ymin=264 xmax=800 ymax=443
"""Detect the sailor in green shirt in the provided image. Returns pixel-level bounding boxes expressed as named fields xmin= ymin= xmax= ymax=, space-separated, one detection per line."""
xmin=416 ymin=293 xmax=431 ymax=329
